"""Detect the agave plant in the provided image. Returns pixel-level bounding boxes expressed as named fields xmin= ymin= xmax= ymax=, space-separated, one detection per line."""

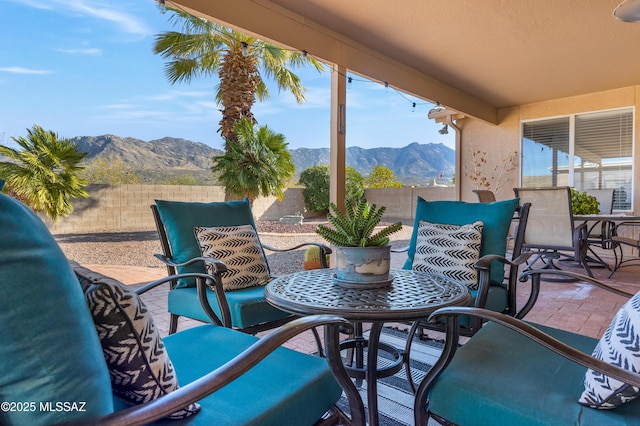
xmin=316 ymin=199 xmax=402 ymax=247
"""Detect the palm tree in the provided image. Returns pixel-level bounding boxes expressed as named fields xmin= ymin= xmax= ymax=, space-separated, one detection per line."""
xmin=153 ymin=9 xmax=325 ymax=143
xmin=0 ymin=125 xmax=88 ymax=221
xmin=212 ymin=118 xmax=294 ymax=203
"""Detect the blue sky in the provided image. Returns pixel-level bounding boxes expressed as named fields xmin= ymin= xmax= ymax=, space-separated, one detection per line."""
xmin=1 ymin=0 xmax=455 ymax=151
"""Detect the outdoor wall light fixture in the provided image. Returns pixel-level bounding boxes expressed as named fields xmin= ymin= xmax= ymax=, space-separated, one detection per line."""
xmin=439 ymin=124 xmax=449 ymax=135
xmin=614 ymin=0 xmax=640 ymax=22
xmin=428 ymin=102 xmax=445 ymax=117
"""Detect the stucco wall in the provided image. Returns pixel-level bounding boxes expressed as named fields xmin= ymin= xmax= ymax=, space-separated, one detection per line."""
xmin=45 ymin=185 xmax=455 ymax=234
xmin=457 ymin=107 xmax=521 ymax=202
xmin=460 ymin=85 xmax=639 ymax=213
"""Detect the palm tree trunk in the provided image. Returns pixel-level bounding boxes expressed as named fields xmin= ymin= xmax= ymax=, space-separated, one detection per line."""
xmin=218 ymin=49 xmax=260 ymax=144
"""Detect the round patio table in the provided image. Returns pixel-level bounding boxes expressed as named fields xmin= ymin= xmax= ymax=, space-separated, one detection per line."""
xmin=265 ymin=268 xmax=470 ymax=426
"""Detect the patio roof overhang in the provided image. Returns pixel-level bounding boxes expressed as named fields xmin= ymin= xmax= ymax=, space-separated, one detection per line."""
xmin=165 ymin=0 xmax=640 ymax=205
xmin=167 ymin=0 xmax=640 ymax=124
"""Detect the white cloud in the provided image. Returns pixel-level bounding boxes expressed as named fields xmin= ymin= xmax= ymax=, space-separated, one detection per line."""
xmin=0 ymin=67 xmax=52 ymax=75
xmin=276 ymin=85 xmax=330 ymax=109
xmin=193 ymin=101 xmax=217 ymax=109
xmin=146 ymin=90 xmax=211 ymax=101
xmin=67 ymin=0 xmax=152 ymax=36
xmin=100 ymin=103 xmax=135 ymax=110
xmin=11 ymin=0 xmax=153 ymax=36
xmin=57 ymin=47 xmax=102 ymax=55
xmin=7 ymin=0 xmax=52 ymax=10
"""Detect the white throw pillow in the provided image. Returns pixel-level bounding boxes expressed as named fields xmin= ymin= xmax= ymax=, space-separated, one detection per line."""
xmin=412 ymin=220 xmax=483 ymax=289
xmin=194 ymin=225 xmax=271 ymax=291
xmin=83 ymin=274 xmax=200 ymax=419
xmin=579 ymin=291 xmax=640 ymax=409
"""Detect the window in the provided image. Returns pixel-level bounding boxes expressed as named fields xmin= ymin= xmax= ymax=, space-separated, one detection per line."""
xmin=521 ymin=108 xmax=634 ymax=210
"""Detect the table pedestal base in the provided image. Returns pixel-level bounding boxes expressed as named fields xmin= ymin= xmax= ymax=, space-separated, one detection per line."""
xmin=340 ymin=338 xmax=405 ymax=380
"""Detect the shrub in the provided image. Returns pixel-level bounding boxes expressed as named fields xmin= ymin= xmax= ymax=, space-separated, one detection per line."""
xmin=571 ymin=188 xmax=599 ymax=214
xmin=298 ymin=164 xmax=365 ymax=212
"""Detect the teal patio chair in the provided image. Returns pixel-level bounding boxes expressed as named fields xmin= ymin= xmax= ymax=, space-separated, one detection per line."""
xmin=396 ymin=197 xmax=534 ymax=391
xmin=398 ymin=197 xmax=532 ymax=334
xmin=417 ymin=269 xmax=640 ymax=426
xmin=151 ymin=198 xmax=331 ymax=335
xmin=0 ymin=192 xmax=365 ymax=426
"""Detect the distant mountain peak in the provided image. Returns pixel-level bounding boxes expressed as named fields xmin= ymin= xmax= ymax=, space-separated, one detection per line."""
xmin=70 ymin=135 xmax=454 ymax=185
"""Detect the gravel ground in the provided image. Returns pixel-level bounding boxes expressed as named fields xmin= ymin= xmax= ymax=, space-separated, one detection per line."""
xmin=54 ymin=218 xmax=414 ymax=276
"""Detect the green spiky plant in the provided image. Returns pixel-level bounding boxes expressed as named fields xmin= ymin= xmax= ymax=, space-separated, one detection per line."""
xmin=316 ymin=199 xmax=403 ymax=247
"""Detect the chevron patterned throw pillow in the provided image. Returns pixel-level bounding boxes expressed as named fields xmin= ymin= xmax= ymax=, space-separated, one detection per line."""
xmin=194 ymin=225 xmax=271 ymax=291
xmin=412 ymin=220 xmax=483 ymax=289
xmin=579 ymin=291 xmax=640 ymax=409
xmin=84 ymin=278 xmax=200 ymax=419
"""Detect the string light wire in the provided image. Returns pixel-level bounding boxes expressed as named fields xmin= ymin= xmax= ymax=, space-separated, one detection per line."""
xmin=160 ymin=0 xmax=439 ymax=115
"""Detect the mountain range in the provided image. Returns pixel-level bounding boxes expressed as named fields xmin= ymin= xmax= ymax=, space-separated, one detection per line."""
xmin=70 ymin=135 xmax=455 ymax=185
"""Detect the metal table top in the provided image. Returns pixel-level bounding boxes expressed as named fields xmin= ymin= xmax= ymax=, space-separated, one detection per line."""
xmin=574 ymin=214 xmax=640 ymax=222
xmin=265 ymin=268 xmax=471 ymax=322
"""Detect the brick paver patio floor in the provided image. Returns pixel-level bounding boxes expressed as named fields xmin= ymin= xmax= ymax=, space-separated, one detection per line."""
xmin=84 ymin=247 xmax=640 ymax=355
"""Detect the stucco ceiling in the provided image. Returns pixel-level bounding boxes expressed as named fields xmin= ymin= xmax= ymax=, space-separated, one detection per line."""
xmin=172 ymin=0 xmax=640 ymax=118
xmin=267 ymin=0 xmax=640 ymax=107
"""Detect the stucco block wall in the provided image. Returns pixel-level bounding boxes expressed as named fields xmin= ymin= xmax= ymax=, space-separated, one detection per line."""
xmin=46 ymin=184 xmax=227 ymax=234
xmin=45 ymin=185 xmax=455 ymax=234
xmin=365 ymin=187 xmax=455 ymax=219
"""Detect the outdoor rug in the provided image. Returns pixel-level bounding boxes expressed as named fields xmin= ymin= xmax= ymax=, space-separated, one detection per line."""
xmin=336 ymin=326 xmax=444 ymax=426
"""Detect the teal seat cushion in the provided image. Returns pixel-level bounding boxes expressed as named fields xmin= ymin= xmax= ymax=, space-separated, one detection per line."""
xmin=168 ymin=286 xmax=291 ymax=330
xmin=155 ymin=199 xmax=268 ymax=288
xmin=428 ymin=322 xmax=640 ymax=426
xmin=120 ymin=325 xmax=342 ymax=425
xmin=0 ymin=194 xmax=113 ymax=425
xmin=403 ymin=197 xmax=519 ymax=286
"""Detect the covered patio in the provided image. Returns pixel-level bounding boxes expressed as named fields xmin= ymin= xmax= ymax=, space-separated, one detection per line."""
xmin=166 ymin=0 xmax=640 ymax=207
xmin=7 ymin=1 xmax=640 ymax=424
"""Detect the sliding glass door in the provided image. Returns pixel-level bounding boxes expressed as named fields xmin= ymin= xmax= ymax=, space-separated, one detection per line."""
xmin=521 ymin=108 xmax=634 ymax=210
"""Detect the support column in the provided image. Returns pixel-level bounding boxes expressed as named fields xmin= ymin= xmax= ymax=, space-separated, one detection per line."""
xmin=447 ymin=117 xmax=462 ymax=201
xmin=330 ymin=65 xmax=347 ymax=211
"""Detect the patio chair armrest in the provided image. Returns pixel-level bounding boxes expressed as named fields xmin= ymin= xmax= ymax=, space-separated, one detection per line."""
xmin=262 ymin=242 xmax=333 ymax=268
xmin=611 ymin=235 xmax=640 ymax=249
xmin=82 ymin=315 xmax=366 ymax=426
xmin=138 ymin=264 xmax=229 ymax=327
xmin=154 ymin=254 xmax=228 ymax=274
xmin=132 ymin=273 xmax=225 ymax=327
xmin=475 ymin=252 xmax=533 ymax=271
xmin=519 ymin=269 xmax=634 ymax=298
xmin=426 ymin=307 xmax=640 ymax=388
xmin=613 ymin=221 xmax=640 ymax=234
xmin=473 ymin=253 xmax=534 ymax=315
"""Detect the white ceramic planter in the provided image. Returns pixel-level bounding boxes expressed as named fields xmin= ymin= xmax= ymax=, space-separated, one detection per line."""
xmin=333 ymin=245 xmax=393 ymax=288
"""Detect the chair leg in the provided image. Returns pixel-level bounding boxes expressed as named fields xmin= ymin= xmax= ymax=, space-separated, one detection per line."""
xmin=169 ymin=313 xmax=179 ymax=335
xmin=608 ymin=240 xmax=640 ymax=278
xmin=581 ymin=256 xmax=593 ymax=277
xmin=608 ymin=242 xmax=623 ymax=278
